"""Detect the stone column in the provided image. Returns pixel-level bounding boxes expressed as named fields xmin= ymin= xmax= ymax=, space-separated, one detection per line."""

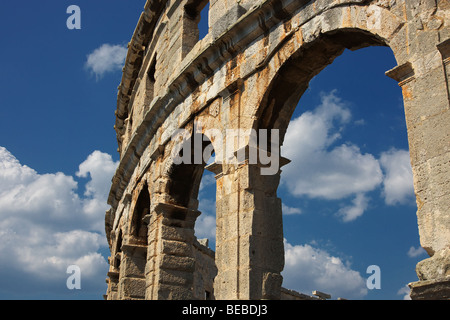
xmin=117 ymin=242 xmax=147 ymax=300
xmin=144 ymin=202 xmax=200 ymax=300
xmin=207 ymin=148 xmax=289 ymax=300
xmin=105 ymin=229 xmax=123 ymax=300
xmin=387 ymin=37 xmax=450 ymax=299
xmin=105 ymin=268 xmax=120 ymax=300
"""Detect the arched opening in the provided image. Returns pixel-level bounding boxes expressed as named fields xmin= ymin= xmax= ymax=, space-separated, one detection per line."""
xmin=167 ymin=129 xmax=215 ymax=208
xmin=194 ymin=157 xmax=217 ymax=300
xmin=144 ymin=54 xmax=157 ymax=108
xmin=114 ymin=230 xmax=123 ymax=270
xmin=257 ymin=29 xmax=386 ymax=139
xmin=163 ymin=129 xmax=218 ymax=299
xmin=130 ymin=183 xmax=150 ymax=245
xmin=116 ymin=185 xmax=150 ymax=300
xmin=197 ymin=1 xmax=210 ymax=41
xmin=196 ymin=158 xmax=217 ymax=251
xmin=183 ymin=0 xmax=210 ymax=57
xmin=106 ymin=230 xmax=122 ymax=300
xmin=256 ymin=29 xmax=421 ymax=300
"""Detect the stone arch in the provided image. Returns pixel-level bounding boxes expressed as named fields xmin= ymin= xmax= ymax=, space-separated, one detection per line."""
xmin=115 ymin=182 xmax=151 ymax=300
xmin=244 ymin=4 xmax=449 ymax=299
xmin=144 ymin=127 xmax=219 ymax=300
xmin=256 ymin=28 xmax=388 ymax=136
xmin=188 ymin=11 xmax=406 ymax=300
xmin=251 ymin=4 xmax=407 ymax=134
xmin=114 ymin=229 xmax=123 ymax=270
xmin=105 ymin=229 xmax=123 ymax=300
xmin=259 ymin=43 xmax=401 ymax=299
xmin=164 ymin=125 xmax=216 ymax=208
xmin=183 ymin=0 xmax=211 ymax=57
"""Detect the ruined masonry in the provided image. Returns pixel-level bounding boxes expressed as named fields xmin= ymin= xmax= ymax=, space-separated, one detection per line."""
xmin=105 ymin=0 xmax=450 ymax=300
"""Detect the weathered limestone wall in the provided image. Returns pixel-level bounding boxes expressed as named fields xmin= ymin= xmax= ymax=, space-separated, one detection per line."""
xmin=106 ymin=0 xmax=450 ymax=300
xmin=193 ymin=239 xmax=217 ymax=300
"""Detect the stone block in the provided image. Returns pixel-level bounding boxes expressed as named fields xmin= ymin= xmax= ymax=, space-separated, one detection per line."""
xmin=157 ymin=283 xmax=194 ymax=300
xmin=120 ymin=254 xmax=146 ymax=278
xmin=408 ymin=109 xmax=450 ymax=165
xmin=416 ymin=247 xmax=450 ymax=281
xmin=120 ymin=277 xmax=146 ymax=299
xmin=160 ymin=225 xmax=196 ymax=243
xmin=160 ymin=254 xmax=196 ymax=272
xmin=210 ymin=4 xmax=247 ymax=39
xmin=159 ymin=269 xmax=194 ymax=286
xmin=162 ymin=239 xmax=193 ymax=256
xmin=409 ymin=279 xmax=450 ymax=300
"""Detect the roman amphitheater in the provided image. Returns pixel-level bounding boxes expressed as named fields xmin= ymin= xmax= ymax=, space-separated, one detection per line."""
xmin=104 ymin=0 xmax=450 ymax=300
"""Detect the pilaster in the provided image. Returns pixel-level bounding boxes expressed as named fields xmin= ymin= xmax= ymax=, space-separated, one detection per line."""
xmin=207 ymin=146 xmax=289 ymax=300
xmin=145 ymin=202 xmax=200 ymax=299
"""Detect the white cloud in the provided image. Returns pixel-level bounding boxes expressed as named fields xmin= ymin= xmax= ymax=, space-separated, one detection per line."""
xmin=0 ymin=146 xmax=118 ymax=297
xmin=407 ymin=246 xmax=427 ymax=258
xmin=397 ymin=285 xmax=412 ymax=300
xmin=195 ymin=214 xmax=216 ymax=243
xmin=76 ymin=151 xmax=120 ymax=231
xmin=281 ymin=91 xmax=417 ymax=222
xmin=282 ymin=203 xmax=302 ymax=215
xmin=282 ymin=239 xmax=368 ymax=299
xmin=281 ymin=91 xmax=383 ymax=220
xmin=85 ymin=44 xmax=127 ymax=79
xmin=337 ymin=193 xmax=370 ymax=222
xmin=77 ymin=151 xmax=118 ymax=199
xmin=196 ymin=182 xmax=217 ymax=247
xmin=380 ymin=148 xmax=415 ymax=206
xmin=0 ymin=148 xmax=36 ymax=191
xmin=283 ymin=91 xmax=351 ymax=163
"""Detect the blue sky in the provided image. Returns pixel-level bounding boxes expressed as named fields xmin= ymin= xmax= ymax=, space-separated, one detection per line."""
xmin=0 ymin=2 xmax=426 ymax=300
